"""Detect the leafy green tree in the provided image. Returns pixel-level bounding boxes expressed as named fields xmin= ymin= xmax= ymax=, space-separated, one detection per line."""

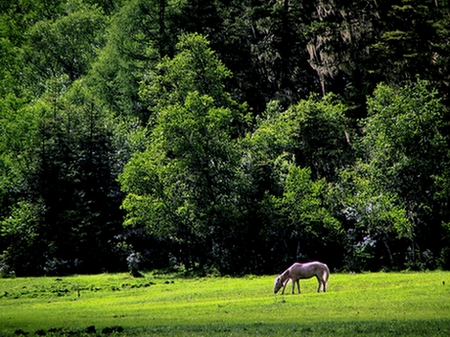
xmin=335 ymin=164 xmax=413 ymax=271
xmin=248 ymin=94 xmax=353 ymax=183
xmin=245 ymin=94 xmax=352 ymax=268
xmin=262 ymin=159 xmax=341 ymax=266
xmin=282 ymin=164 xmax=340 ymax=239
xmin=0 ymin=200 xmax=47 ymax=276
xmin=339 ymin=80 xmax=448 ymax=270
xmin=120 ymin=33 xmax=250 ymax=272
xmin=139 ymin=32 xmax=241 ymax=115
xmin=25 ymin=0 xmax=106 ymax=84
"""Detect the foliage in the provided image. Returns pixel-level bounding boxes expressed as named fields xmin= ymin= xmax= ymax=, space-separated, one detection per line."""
xmin=249 ymin=94 xmax=353 ymax=182
xmin=0 ymin=77 xmax=143 ymax=275
xmin=120 ymin=33 xmax=250 ymax=273
xmin=372 ymin=0 xmax=450 ymax=100
xmin=25 ymin=0 xmax=106 ymax=83
xmin=336 ymin=165 xmax=413 ymax=271
xmin=1 ymin=0 xmax=450 ymax=275
xmin=0 ymin=200 xmax=46 ymax=276
xmin=244 ymin=94 xmax=351 ymax=268
xmin=306 ymin=0 xmax=381 ymax=107
xmin=363 ymin=80 xmax=448 ymax=269
xmin=325 ymin=79 xmax=449 ymax=271
xmin=88 ymin=0 xmax=182 ymax=121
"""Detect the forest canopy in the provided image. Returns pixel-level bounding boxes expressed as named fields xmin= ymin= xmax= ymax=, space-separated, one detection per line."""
xmin=1 ymin=0 xmax=450 ymax=276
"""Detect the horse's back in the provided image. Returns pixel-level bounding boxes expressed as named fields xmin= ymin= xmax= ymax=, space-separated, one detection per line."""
xmin=290 ymin=261 xmax=328 ymax=279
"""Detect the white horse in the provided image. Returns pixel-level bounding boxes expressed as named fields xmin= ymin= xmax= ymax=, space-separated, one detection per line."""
xmin=274 ymin=261 xmax=329 ymax=294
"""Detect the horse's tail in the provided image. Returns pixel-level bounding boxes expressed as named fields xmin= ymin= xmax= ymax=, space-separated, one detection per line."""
xmin=324 ymin=264 xmax=330 ymax=282
xmin=323 ymin=263 xmax=330 ymax=290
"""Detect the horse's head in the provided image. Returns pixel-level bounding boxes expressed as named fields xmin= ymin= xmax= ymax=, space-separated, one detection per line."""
xmin=273 ymin=276 xmax=283 ymax=294
xmin=274 ymin=270 xmax=290 ymax=294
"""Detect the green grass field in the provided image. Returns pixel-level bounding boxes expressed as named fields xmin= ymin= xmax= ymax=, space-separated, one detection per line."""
xmin=1 ymin=271 xmax=449 ymax=336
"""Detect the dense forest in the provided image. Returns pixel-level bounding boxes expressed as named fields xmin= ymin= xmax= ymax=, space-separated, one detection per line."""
xmin=1 ymin=0 xmax=450 ymax=277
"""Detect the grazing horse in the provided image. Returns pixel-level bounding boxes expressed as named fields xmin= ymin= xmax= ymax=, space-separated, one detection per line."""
xmin=273 ymin=261 xmax=329 ymax=294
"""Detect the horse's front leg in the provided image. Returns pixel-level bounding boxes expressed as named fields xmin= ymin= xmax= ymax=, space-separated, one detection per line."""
xmin=281 ymin=278 xmax=290 ymax=295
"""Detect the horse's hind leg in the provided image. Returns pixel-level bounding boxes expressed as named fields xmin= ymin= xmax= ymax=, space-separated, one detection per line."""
xmin=322 ymin=271 xmax=328 ymax=292
xmin=316 ymin=276 xmax=324 ymax=292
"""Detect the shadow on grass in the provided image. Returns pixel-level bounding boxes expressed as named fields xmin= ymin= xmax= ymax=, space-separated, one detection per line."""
xmin=128 ymin=320 xmax=450 ymax=336
xmin=2 ymin=320 xmax=449 ymax=336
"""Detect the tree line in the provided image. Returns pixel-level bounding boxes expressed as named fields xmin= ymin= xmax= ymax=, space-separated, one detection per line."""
xmin=1 ymin=0 xmax=450 ymax=276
